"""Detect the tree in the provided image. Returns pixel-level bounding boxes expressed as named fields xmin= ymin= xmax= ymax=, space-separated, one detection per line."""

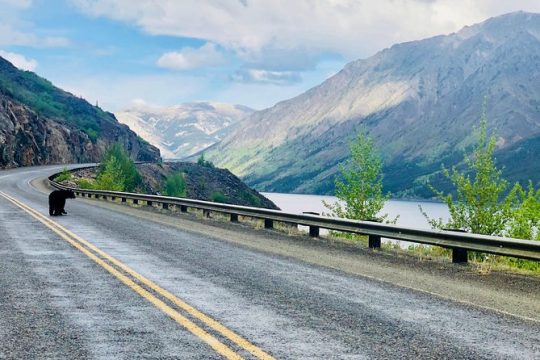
xmin=163 ymin=172 xmax=187 ymax=198
xmin=98 ymin=143 xmax=141 ymax=191
xmin=324 ymin=130 xmax=394 ymax=223
xmin=95 ymin=155 xmax=125 ymax=191
xmin=197 ymin=153 xmax=214 ymax=168
xmin=421 ymin=109 xmax=514 ymax=235
xmin=507 ymin=181 xmax=540 ymax=240
xmin=95 ymin=144 xmax=141 ymax=192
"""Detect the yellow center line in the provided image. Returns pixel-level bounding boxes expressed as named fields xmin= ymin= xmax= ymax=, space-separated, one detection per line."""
xmin=0 ymin=191 xmax=274 ymax=360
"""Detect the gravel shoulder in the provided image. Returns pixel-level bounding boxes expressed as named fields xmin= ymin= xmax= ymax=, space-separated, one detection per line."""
xmin=35 ymin=177 xmax=540 ymax=323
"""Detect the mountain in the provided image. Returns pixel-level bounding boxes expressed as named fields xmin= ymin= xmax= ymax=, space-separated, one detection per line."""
xmin=206 ymin=11 xmax=540 ymax=196
xmin=116 ymin=102 xmax=253 ymax=159
xmin=0 ymin=57 xmax=160 ymax=168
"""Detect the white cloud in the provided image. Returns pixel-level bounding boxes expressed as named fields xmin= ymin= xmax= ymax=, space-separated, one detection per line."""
xmin=0 ymin=0 xmax=32 ymax=8
xmin=55 ymin=73 xmax=210 ymax=112
xmin=0 ymin=0 xmax=70 ymax=48
xmin=71 ymin=0 xmax=540 ymax=70
xmin=157 ymin=43 xmax=225 ymax=70
xmin=0 ymin=24 xmax=70 ymax=48
xmin=0 ymin=50 xmax=37 ymax=71
xmin=232 ymin=69 xmax=301 ymax=85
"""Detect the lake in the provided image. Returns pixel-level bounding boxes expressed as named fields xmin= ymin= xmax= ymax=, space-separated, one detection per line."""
xmin=262 ymin=193 xmax=449 ymax=243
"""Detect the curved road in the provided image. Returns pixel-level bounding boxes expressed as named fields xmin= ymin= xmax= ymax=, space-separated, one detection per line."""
xmin=0 ymin=165 xmax=539 ymax=359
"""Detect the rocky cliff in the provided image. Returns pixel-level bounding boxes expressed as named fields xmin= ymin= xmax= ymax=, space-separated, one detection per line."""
xmin=0 ymin=56 xmax=160 ymax=168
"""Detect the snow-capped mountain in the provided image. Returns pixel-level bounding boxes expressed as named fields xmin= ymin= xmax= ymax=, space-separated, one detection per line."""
xmin=116 ymin=102 xmax=253 ymax=159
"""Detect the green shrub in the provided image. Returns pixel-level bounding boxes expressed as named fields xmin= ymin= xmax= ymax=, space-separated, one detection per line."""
xmin=95 ymin=144 xmax=141 ymax=192
xmin=55 ymin=167 xmax=72 ymax=182
xmin=95 ymin=155 xmax=125 ymax=191
xmin=506 ymin=181 xmax=540 ymax=240
xmin=76 ymin=178 xmax=95 ymax=189
xmin=211 ymin=191 xmax=228 ymax=203
xmin=163 ymin=172 xmax=187 ymax=198
xmin=197 ymin=153 xmax=215 ymax=168
xmin=85 ymin=128 xmax=98 ymax=143
xmin=240 ymin=190 xmax=262 ymax=207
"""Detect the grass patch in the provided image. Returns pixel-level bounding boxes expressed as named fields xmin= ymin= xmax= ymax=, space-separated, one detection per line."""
xmin=54 ymin=167 xmax=72 ymax=182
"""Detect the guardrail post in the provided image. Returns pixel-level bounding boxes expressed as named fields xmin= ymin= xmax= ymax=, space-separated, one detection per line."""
xmin=121 ymin=197 xmax=126 ymax=203
xmin=111 ymin=196 xmax=116 ymax=201
xmin=180 ymin=205 xmax=187 ymax=212
xmin=452 ymin=248 xmax=468 ymax=264
xmin=147 ymin=200 xmax=153 ymax=207
xmin=264 ymin=219 xmax=273 ymax=229
xmin=162 ymin=203 xmax=169 ymax=210
xmin=133 ymin=199 xmax=139 ymax=205
xmin=369 ymin=235 xmax=381 ymax=248
xmin=230 ymin=213 xmax=239 ymax=222
xmin=309 ymin=226 xmax=319 ymax=237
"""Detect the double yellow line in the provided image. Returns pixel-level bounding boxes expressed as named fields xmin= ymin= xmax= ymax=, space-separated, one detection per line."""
xmin=0 ymin=191 xmax=274 ymax=360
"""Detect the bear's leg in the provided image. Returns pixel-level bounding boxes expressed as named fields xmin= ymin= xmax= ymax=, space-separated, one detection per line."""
xmin=48 ymin=194 xmax=55 ymax=216
xmin=58 ymin=198 xmax=66 ymax=215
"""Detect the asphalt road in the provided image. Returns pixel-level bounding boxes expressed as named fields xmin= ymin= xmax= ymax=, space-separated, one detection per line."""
xmin=0 ymin=165 xmax=539 ymax=359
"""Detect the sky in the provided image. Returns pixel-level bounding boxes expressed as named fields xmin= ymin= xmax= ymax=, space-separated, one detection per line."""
xmin=1 ymin=0 xmax=540 ymax=112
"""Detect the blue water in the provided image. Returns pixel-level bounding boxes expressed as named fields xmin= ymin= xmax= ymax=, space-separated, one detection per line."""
xmin=262 ymin=192 xmax=449 ymax=230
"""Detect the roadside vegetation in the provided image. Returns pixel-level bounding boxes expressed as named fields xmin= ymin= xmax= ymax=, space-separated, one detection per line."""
xmin=163 ymin=172 xmax=187 ymax=197
xmin=420 ymin=108 xmax=539 ymax=271
xmin=75 ymin=144 xmax=141 ymax=192
xmin=197 ymin=153 xmax=215 ymax=168
xmin=54 ymin=167 xmax=72 ymax=183
xmin=324 ymin=108 xmax=539 ymax=273
xmin=323 ymin=130 xmax=396 ymax=223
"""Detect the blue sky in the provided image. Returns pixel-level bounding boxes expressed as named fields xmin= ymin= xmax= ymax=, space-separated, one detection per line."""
xmin=1 ymin=0 xmax=539 ymax=111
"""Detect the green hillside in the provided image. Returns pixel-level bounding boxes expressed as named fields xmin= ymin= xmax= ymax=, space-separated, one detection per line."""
xmin=0 ymin=57 xmax=114 ymax=141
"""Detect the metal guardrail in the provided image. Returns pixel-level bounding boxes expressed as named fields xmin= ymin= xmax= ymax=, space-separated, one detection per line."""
xmin=49 ymin=167 xmax=540 ymax=264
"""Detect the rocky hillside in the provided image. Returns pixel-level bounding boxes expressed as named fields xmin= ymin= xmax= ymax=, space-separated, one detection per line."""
xmin=68 ymin=162 xmax=278 ymax=209
xmin=0 ymin=56 xmax=160 ymax=168
xmin=206 ymin=12 xmax=540 ymax=196
xmin=116 ymin=102 xmax=253 ymax=159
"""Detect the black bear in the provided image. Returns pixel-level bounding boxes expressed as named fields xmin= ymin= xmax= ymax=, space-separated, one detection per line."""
xmin=49 ymin=190 xmax=76 ymax=216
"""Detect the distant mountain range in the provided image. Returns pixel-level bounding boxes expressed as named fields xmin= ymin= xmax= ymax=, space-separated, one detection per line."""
xmin=205 ymin=11 xmax=540 ymax=197
xmin=0 ymin=57 xmax=160 ymax=168
xmin=116 ymin=103 xmax=253 ymax=159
